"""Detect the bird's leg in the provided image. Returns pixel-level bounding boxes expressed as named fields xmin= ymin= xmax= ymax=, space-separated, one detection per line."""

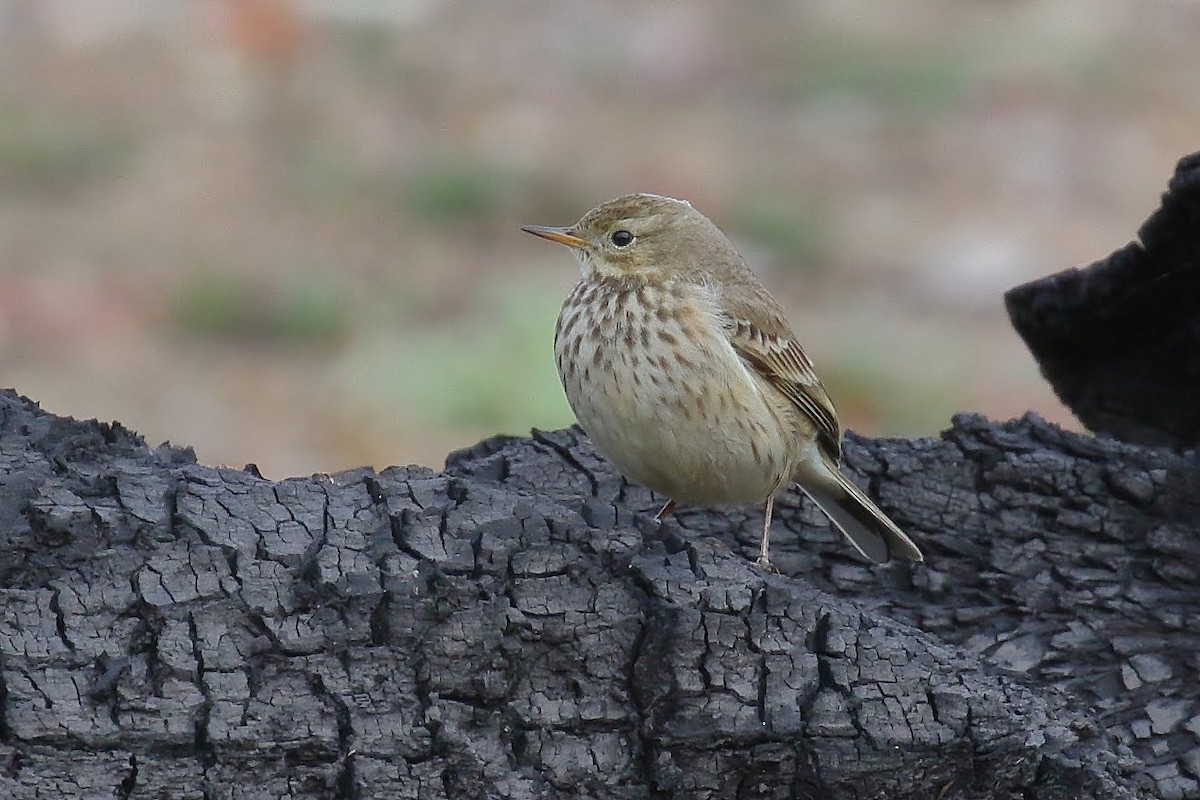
xmin=756 ymin=495 xmax=777 ymax=571
xmin=645 ymin=498 xmax=686 ymax=552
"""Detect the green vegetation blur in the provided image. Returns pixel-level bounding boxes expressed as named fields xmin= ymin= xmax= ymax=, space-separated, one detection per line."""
xmin=1 ymin=0 xmax=1195 ymax=477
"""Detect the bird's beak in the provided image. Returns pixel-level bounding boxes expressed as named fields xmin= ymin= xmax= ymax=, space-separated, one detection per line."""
xmin=521 ymin=225 xmax=590 ymax=249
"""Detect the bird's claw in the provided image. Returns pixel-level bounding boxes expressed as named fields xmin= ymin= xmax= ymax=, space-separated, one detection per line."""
xmin=755 ymin=556 xmax=778 ymax=573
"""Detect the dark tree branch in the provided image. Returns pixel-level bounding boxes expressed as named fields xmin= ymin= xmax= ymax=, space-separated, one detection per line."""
xmin=1006 ymin=151 xmax=1200 ymax=448
xmin=1 ymin=388 xmax=1193 ymax=798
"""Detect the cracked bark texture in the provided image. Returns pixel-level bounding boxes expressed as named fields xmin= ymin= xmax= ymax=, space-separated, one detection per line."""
xmin=1006 ymin=150 xmax=1200 ymax=448
xmin=2 ymin=390 xmax=1196 ymax=799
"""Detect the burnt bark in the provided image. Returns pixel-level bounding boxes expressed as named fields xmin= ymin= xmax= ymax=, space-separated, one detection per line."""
xmin=1006 ymin=151 xmax=1200 ymax=448
xmin=1 ymin=388 xmax=1197 ymax=798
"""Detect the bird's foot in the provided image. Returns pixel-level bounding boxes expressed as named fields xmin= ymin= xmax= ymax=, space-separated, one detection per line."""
xmin=754 ymin=556 xmax=778 ymax=574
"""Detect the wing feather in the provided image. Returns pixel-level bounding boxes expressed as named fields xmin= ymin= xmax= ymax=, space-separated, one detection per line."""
xmin=713 ymin=278 xmax=842 ymax=460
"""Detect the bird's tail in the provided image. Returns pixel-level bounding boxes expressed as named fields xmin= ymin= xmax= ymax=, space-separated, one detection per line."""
xmin=796 ymin=465 xmax=924 ymax=564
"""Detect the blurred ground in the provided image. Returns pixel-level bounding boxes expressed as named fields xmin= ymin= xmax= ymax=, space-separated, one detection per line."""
xmin=0 ymin=0 xmax=1196 ymax=478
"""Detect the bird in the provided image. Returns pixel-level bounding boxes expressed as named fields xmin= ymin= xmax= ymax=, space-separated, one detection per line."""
xmin=522 ymin=193 xmax=923 ymax=569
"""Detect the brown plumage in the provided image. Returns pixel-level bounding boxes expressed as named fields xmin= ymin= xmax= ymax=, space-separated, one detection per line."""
xmin=523 ymin=193 xmax=923 ymax=569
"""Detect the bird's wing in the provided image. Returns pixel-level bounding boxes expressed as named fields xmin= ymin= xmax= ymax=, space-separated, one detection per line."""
xmin=717 ymin=280 xmax=842 ymax=460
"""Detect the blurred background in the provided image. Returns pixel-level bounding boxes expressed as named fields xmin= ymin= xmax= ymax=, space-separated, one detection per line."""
xmin=0 ymin=0 xmax=1196 ymax=478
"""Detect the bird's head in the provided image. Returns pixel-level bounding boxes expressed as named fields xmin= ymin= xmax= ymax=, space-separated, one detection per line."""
xmin=522 ymin=193 xmax=744 ymax=283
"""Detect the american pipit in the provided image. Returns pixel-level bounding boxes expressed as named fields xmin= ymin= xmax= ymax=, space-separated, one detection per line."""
xmin=523 ymin=193 xmax=923 ymax=569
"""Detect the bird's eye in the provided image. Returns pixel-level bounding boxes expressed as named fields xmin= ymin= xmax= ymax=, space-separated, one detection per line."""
xmin=610 ymin=230 xmax=634 ymax=248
